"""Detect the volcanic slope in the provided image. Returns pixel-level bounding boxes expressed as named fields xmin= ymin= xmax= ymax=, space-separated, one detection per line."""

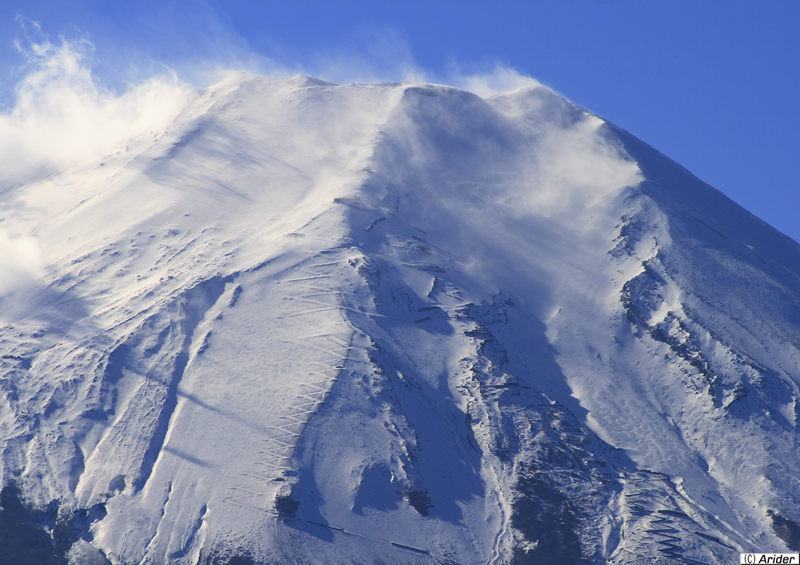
xmin=1 ymin=75 xmax=799 ymax=565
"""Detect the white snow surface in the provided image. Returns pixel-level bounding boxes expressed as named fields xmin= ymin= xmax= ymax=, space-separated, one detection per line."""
xmin=1 ymin=74 xmax=800 ymax=564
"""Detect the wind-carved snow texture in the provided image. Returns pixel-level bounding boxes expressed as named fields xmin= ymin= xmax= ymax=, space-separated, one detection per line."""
xmin=1 ymin=75 xmax=800 ymax=564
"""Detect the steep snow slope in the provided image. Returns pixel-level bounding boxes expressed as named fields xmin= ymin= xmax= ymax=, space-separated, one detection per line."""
xmin=0 ymin=74 xmax=799 ymax=564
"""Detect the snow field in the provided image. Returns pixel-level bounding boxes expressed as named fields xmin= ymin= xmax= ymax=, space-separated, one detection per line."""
xmin=1 ymin=74 xmax=799 ymax=563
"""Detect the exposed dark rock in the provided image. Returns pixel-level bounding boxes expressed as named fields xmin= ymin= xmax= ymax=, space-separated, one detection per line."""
xmin=405 ymin=489 xmax=432 ymax=516
xmin=0 ymin=483 xmax=63 ymax=565
xmin=274 ymin=493 xmax=300 ymax=520
xmin=511 ymin=470 xmax=588 ymax=565
xmin=769 ymin=511 xmax=800 ymax=551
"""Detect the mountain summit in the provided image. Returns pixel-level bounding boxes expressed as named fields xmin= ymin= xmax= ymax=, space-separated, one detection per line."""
xmin=1 ymin=75 xmax=799 ymax=565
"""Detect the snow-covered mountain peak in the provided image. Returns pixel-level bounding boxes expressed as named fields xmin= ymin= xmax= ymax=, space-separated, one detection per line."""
xmin=1 ymin=75 xmax=799 ymax=565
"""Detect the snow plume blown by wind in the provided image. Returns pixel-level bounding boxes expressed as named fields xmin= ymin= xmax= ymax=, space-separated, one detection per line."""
xmin=0 ymin=34 xmax=550 ymax=292
xmin=449 ymin=65 xmax=542 ymax=98
xmin=0 ymin=38 xmax=191 ymax=304
xmin=0 ymin=38 xmax=192 ymax=182
xmin=0 ymin=30 xmax=553 ymax=183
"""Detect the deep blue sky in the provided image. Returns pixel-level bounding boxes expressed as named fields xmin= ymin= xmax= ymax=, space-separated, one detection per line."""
xmin=1 ymin=1 xmax=798 ymax=243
